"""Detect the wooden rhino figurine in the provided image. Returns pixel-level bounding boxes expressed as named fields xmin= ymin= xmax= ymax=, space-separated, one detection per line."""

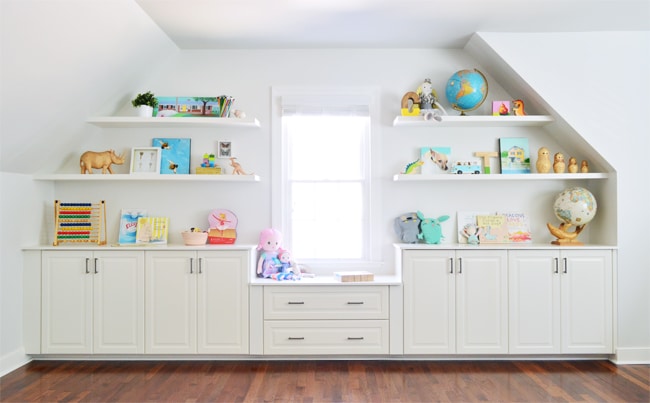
xmin=416 ymin=210 xmax=450 ymax=244
xmin=80 ymin=149 xmax=125 ymax=174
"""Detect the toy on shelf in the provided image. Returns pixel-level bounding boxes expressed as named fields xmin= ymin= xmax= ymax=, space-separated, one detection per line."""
xmin=568 ymin=157 xmax=579 ymax=173
xmin=416 ymin=211 xmax=450 ymax=244
xmin=207 ymin=209 xmax=237 ymax=244
xmin=512 ymin=99 xmax=526 ymax=116
xmin=229 ymin=157 xmax=252 ymax=175
xmin=536 ymin=147 xmax=552 ymax=173
xmin=53 ymin=200 xmax=106 ymax=246
xmin=460 ymin=223 xmax=481 ymax=245
xmin=581 ymin=160 xmax=590 ymax=173
xmin=394 ymin=212 xmax=421 ymax=244
xmin=451 ymin=160 xmax=481 ymax=175
xmin=271 ymin=249 xmax=301 ymax=281
xmin=401 ymin=159 xmax=423 ymax=174
xmin=400 ymin=92 xmax=421 ymax=116
xmin=256 ymin=228 xmax=283 ymax=278
xmin=417 ymin=78 xmax=447 ymax=115
xmin=196 ymin=153 xmax=221 ymax=174
xmin=80 ymin=150 xmax=125 ymax=174
xmin=474 ymin=151 xmax=499 ymax=174
xmin=553 ymin=152 xmax=566 ymax=173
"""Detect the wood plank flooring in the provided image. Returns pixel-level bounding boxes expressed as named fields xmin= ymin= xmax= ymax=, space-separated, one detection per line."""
xmin=0 ymin=360 xmax=648 ymax=402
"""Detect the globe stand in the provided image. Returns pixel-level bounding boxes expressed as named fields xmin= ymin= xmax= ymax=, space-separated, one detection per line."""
xmin=547 ymin=222 xmax=587 ymax=246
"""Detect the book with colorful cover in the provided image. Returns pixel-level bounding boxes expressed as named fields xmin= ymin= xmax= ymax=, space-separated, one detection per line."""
xmin=153 ymin=138 xmax=191 ymax=174
xmin=500 ymin=212 xmax=532 ymax=243
xmin=118 ymin=208 xmax=147 ymax=245
xmin=499 ymin=137 xmax=531 ymax=174
xmin=136 ymin=216 xmax=169 ymax=244
xmin=457 ymin=211 xmax=490 ymax=244
xmin=476 ymin=214 xmax=510 ymax=243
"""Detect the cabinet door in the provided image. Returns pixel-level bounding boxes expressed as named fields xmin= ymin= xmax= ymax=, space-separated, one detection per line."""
xmin=403 ymin=250 xmax=455 ymax=354
xmin=456 ymin=250 xmax=508 ymax=354
xmin=93 ymin=251 xmax=144 ymax=354
xmin=145 ymin=251 xmax=197 ymax=354
xmin=42 ymin=251 xmax=93 ymax=354
xmin=561 ymin=250 xmax=613 ymax=354
xmin=197 ymin=251 xmax=249 ymax=354
xmin=508 ymin=250 xmax=561 ymax=354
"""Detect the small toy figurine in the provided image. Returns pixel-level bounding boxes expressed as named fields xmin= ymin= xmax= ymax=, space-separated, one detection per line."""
xmin=460 ymin=223 xmax=481 ymax=245
xmin=581 ymin=160 xmax=589 ymax=173
xmin=402 ymin=159 xmax=424 ymax=175
xmin=400 ymin=91 xmax=421 ymax=116
xmin=553 ymin=152 xmax=566 ymax=173
xmin=568 ymin=157 xmax=578 ymax=173
xmin=229 ymin=157 xmax=251 ymax=175
xmin=271 ymin=249 xmax=301 ymax=281
xmin=416 ymin=211 xmax=450 ymax=244
xmin=416 ymin=78 xmax=447 ymax=115
xmin=257 ymin=228 xmax=283 ymax=278
xmin=536 ymin=147 xmax=551 ymax=173
xmin=79 ymin=150 xmax=125 ymax=174
xmin=512 ymin=99 xmax=526 ymax=116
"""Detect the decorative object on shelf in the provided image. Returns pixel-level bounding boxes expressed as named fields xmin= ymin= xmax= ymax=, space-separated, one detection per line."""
xmin=536 ymin=147 xmax=552 ymax=173
xmin=155 ymin=96 xmax=234 ymax=118
xmin=420 ymin=147 xmax=450 ymax=174
xmin=460 ymin=223 xmax=481 ymax=245
xmin=492 ymin=101 xmax=511 ymax=116
xmin=568 ymin=156 xmax=579 ymax=173
xmin=547 ymin=187 xmax=597 ymax=246
xmin=131 ymin=91 xmax=158 ymax=117
xmin=401 ymin=159 xmax=423 ymax=175
xmin=256 ymin=227 xmax=283 ymax=278
xmin=153 ymin=138 xmax=191 ymax=174
xmin=416 ymin=78 xmax=447 ymax=115
xmin=581 ymin=160 xmax=590 ymax=173
xmin=451 ymin=160 xmax=482 ymax=175
xmin=457 ymin=211 xmax=490 ymax=244
xmin=130 ymin=147 xmax=161 ymax=174
xmin=512 ymin=99 xmax=527 ymax=116
xmin=394 ymin=212 xmax=421 ymax=244
xmin=118 ymin=208 xmax=147 ymax=245
xmin=553 ymin=152 xmax=566 ymax=173
xmin=53 ymin=200 xmax=106 ymax=246
xmin=181 ymin=230 xmax=208 ymax=246
xmin=400 ymin=91 xmax=421 ymax=116
xmin=416 ymin=211 xmax=450 ymax=244
xmin=135 ymin=216 xmax=168 ymax=244
xmin=79 ymin=150 xmax=125 ymax=174
xmin=208 ymin=209 xmax=238 ymax=244
xmin=472 ymin=151 xmax=498 ymax=174
xmin=271 ymin=249 xmax=301 ymax=281
xmin=229 ymin=157 xmax=252 ymax=175
xmin=445 ymin=68 xmax=488 ymax=115
xmin=218 ymin=141 xmax=233 ymax=158
xmin=499 ymin=138 xmax=531 ymax=174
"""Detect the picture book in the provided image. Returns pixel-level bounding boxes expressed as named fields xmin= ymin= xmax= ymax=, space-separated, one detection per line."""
xmin=457 ymin=211 xmax=490 ymax=244
xmin=118 ymin=208 xmax=147 ymax=245
xmin=499 ymin=137 xmax=531 ymax=174
xmin=420 ymin=146 xmax=452 ymax=175
xmin=500 ymin=211 xmax=532 ymax=243
xmin=476 ymin=214 xmax=510 ymax=243
xmin=153 ymin=138 xmax=191 ymax=174
xmin=136 ymin=216 xmax=169 ymax=244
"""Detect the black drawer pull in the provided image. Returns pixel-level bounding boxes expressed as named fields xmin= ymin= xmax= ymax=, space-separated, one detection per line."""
xmin=287 ymin=301 xmax=305 ymax=305
xmin=288 ymin=337 xmax=305 ymax=340
xmin=347 ymin=301 xmax=364 ymax=305
xmin=347 ymin=337 xmax=365 ymax=340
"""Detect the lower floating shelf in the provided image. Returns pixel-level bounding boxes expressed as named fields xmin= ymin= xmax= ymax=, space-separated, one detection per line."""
xmin=393 ymin=173 xmax=610 ymax=181
xmin=34 ymin=174 xmax=261 ymax=182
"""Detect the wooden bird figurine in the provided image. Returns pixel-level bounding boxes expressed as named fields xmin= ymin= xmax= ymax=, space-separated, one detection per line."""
xmin=547 ymin=222 xmax=586 ymax=245
xmin=568 ymin=157 xmax=578 ymax=173
xmin=512 ymin=99 xmax=526 ymax=116
xmin=553 ymin=152 xmax=565 ymax=173
xmin=536 ymin=147 xmax=551 ymax=173
xmin=581 ymin=160 xmax=589 ymax=173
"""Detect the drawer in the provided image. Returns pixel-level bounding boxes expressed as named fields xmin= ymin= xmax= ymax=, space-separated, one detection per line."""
xmin=264 ymin=320 xmax=389 ymax=355
xmin=263 ymin=285 xmax=388 ymax=320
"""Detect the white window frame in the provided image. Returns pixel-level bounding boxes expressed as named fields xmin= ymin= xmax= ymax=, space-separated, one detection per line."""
xmin=271 ymin=86 xmax=382 ymax=272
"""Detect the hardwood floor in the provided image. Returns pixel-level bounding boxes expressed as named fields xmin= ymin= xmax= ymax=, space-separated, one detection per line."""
xmin=0 ymin=360 xmax=648 ymax=402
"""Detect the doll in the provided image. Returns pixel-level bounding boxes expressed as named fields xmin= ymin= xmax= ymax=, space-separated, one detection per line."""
xmin=461 ymin=223 xmax=481 ymax=245
xmin=256 ymin=228 xmax=283 ymax=278
xmin=271 ymin=249 xmax=301 ymax=281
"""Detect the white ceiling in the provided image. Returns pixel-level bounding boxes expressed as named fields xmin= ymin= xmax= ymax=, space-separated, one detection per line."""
xmin=135 ymin=0 xmax=650 ymax=49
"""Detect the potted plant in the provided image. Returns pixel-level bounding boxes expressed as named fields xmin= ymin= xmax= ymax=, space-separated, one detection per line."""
xmin=131 ymin=91 xmax=158 ymax=117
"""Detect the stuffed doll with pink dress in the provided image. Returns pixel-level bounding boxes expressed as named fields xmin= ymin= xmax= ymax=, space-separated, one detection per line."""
xmin=256 ymin=228 xmax=283 ymax=278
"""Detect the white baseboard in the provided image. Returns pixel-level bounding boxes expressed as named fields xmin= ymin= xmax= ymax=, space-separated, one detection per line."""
xmin=0 ymin=348 xmax=31 ymax=378
xmin=612 ymin=347 xmax=650 ymax=364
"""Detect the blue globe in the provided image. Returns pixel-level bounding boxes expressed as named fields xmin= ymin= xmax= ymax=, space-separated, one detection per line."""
xmin=445 ymin=69 xmax=488 ymax=115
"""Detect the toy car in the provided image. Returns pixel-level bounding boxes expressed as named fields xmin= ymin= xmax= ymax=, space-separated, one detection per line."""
xmin=451 ymin=161 xmax=481 ymax=175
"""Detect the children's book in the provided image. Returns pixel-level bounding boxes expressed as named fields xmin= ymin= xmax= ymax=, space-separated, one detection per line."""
xmin=457 ymin=211 xmax=490 ymax=244
xmin=420 ymin=146 xmax=452 ymax=175
xmin=153 ymin=138 xmax=191 ymax=174
xmin=476 ymin=214 xmax=510 ymax=243
xmin=118 ymin=208 xmax=147 ymax=245
xmin=500 ymin=212 xmax=532 ymax=243
xmin=136 ymin=217 xmax=169 ymax=244
xmin=499 ymin=137 xmax=531 ymax=174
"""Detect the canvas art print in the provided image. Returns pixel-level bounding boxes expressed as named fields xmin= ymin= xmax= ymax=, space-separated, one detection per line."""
xmin=499 ymin=137 xmax=531 ymax=174
xmin=493 ymin=101 xmax=511 ymax=116
xmin=420 ymin=146 xmax=452 ymax=174
xmin=154 ymin=96 xmax=234 ymax=117
xmin=153 ymin=138 xmax=191 ymax=174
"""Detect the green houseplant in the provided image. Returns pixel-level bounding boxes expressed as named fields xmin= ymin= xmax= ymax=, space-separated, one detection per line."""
xmin=131 ymin=91 xmax=158 ymax=117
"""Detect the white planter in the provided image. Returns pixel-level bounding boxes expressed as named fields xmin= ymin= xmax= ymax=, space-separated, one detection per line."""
xmin=136 ymin=105 xmax=154 ymax=117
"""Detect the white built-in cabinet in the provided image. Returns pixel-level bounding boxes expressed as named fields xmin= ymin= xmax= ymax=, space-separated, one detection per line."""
xmin=145 ymin=250 xmax=249 ymax=354
xmin=41 ymin=250 xmax=144 ymax=354
xmin=402 ymin=249 xmax=508 ymax=354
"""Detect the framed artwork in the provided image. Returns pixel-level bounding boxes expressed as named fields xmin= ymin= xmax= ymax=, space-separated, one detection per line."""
xmin=499 ymin=137 xmax=531 ymax=174
xmin=153 ymin=138 xmax=191 ymax=174
xmin=492 ymin=101 xmax=511 ymax=116
xmin=218 ymin=141 xmax=233 ymax=159
xmin=130 ymin=147 xmax=161 ymax=174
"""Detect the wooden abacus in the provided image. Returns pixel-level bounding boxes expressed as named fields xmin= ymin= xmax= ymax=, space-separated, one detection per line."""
xmin=53 ymin=200 xmax=107 ymax=246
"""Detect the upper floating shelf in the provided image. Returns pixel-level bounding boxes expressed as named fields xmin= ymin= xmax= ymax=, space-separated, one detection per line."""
xmin=86 ymin=116 xmax=260 ymax=128
xmin=33 ymin=174 xmax=261 ymax=182
xmin=393 ymin=115 xmax=554 ymax=127
xmin=393 ymin=173 xmax=609 ymax=181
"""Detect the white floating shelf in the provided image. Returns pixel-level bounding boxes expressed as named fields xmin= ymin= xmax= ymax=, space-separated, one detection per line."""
xmin=86 ymin=116 xmax=260 ymax=128
xmin=34 ymin=174 xmax=261 ymax=182
xmin=393 ymin=173 xmax=610 ymax=181
xmin=393 ymin=115 xmax=554 ymax=127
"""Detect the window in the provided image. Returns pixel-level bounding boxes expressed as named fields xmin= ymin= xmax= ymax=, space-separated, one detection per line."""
xmin=272 ymin=88 xmax=379 ymax=269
